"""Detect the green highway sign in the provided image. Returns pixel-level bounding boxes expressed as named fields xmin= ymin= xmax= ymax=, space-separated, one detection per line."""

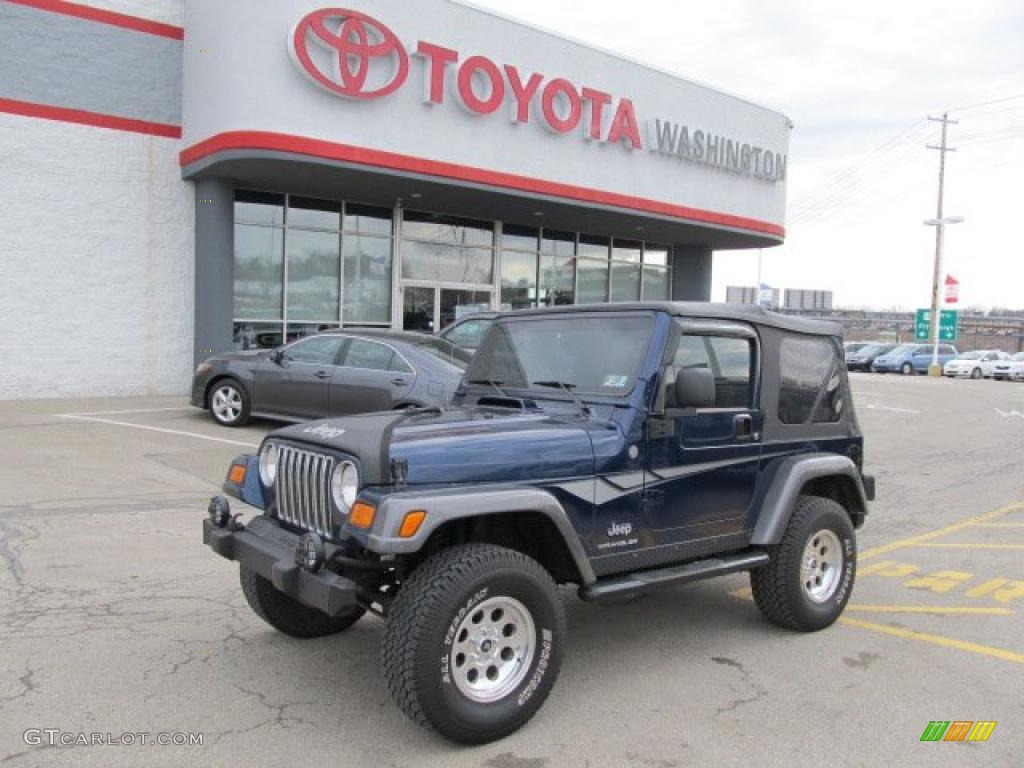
xmin=915 ymin=309 xmax=959 ymax=341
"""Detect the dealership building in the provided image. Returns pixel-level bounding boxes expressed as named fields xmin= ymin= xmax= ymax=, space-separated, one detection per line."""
xmin=0 ymin=0 xmax=790 ymax=399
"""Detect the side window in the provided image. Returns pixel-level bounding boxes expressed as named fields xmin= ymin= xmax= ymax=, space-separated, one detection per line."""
xmin=941 ymin=346 xmax=955 ymax=356
xmin=342 ymin=339 xmax=396 ymax=372
xmin=778 ymin=337 xmax=842 ymax=425
xmin=672 ymin=334 xmax=754 ymax=408
xmin=443 ymin=319 xmax=491 ymax=350
xmin=389 ymin=355 xmax=414 ymax=374
xmin=283 ymin=336 xmax=343 ymax=365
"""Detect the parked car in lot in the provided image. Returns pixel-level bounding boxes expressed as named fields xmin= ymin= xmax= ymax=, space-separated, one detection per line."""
xmin=845 ymin=342 xmax=895 ymax=371
xmin=872 ymin=343 xmax=958 ymax=374
xmin=943 ymin=350 xmax=1010 ymax=379
xmin=438 ymin=312 xmax=497 ymax=353
xmin=192 ymin=331 xmax=472 ymax=426
xmin=844 ymin=341 xmax=869 ymax=355
xmin=203 ymin=302 xmax=874 ymax=743
xmin=992 ymin=351 xmax=1024 ymax=381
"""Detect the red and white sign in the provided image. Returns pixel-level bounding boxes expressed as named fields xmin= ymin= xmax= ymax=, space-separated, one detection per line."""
xmin=288 ymin=7 xmax=643 ymax=150
xmin=944 ymin=274 xmax=960 ymax=304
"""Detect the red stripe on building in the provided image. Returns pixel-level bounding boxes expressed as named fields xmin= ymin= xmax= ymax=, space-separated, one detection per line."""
xmin=0 ymin=97 xmax=182 ymax=138
xmin=3 ymin=0 xmax=184 ymax=40
xmin=181 ymin=131 xmax=786 ymax=239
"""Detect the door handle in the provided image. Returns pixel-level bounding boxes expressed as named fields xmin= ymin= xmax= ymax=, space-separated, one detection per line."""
xmin=315 ymin=370 xmax=331 ymax=380
xmin=734 ymin=414 xmax=754 ymax=440
xmin=391 ymin=377 xmax=409 ymax=385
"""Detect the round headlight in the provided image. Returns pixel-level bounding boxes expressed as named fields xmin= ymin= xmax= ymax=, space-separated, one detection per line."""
xmin=331 ymin=461 xmax=359 ymax=511
xmin=259 ymin=442 xmax=277 ymax=486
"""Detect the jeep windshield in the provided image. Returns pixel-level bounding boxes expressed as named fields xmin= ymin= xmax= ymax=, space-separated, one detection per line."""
xmin=465 ymin=314 xmax=654 ymax=398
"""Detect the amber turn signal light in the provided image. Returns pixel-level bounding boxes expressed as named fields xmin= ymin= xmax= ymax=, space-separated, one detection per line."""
xmin=349 ymin=501 xmax=376 ymax=529
xmin=228 ymin=463 xmax=246 ymax=485
xmin=399 ymin=510 xmax=427 ymax=538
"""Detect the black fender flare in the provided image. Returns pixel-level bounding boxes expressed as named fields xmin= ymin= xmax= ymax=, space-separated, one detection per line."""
xmin=751 ymin=454 xmax=870 ymax=546
xmin=356 ymin=485 xmax=597 ymax=585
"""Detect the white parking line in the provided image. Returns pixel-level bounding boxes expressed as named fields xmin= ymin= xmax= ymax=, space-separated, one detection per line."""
xmin=58 ymin=414 xmax=259 ymax=449
xmin=863 ymin=404 xmax=921 ymax=415
xmin=66 ymin=406 xmax=193 ymax=417
xmin=995 ymin=408 xmax=1024 ymax=420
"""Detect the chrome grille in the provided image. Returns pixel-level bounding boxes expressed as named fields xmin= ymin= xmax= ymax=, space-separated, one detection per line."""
xmin=275 ymin=444 xmax=335 ymax=536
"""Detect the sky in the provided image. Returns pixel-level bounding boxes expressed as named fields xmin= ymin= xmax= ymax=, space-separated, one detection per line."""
xmin=471 ymin=0 xmax=1024 ymax=310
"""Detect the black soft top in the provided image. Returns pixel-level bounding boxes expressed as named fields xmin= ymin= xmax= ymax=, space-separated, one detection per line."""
xmin=497 ymin=302 xmax=842 ymax=337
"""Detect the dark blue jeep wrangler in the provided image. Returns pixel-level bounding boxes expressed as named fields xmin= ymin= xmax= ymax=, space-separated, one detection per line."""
xmin=203 ymin=302 xmax=875 ymax=744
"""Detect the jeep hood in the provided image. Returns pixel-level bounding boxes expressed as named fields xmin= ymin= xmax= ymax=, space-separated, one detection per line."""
xmin=269 ymin=408 xmax=598 ymax=486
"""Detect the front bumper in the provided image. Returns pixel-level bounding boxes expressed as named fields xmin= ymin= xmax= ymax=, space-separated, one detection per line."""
xmin=203 ymin=515 xmax=358 ymax=617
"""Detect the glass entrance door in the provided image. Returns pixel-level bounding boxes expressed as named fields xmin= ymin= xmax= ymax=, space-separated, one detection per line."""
xmin=440 ymin=288 xmax=491 ymax=329
xmin=402 ymin=286 xmax=435 ymax=332
xmin=402 ymin=286 xmax=491 ymax=333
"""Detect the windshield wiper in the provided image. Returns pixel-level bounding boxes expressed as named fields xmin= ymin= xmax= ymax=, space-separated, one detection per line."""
xmin=531 ymin=380 xmax=590 ymax=416
xmin=467 ymin=378 xmax=512 ymax=399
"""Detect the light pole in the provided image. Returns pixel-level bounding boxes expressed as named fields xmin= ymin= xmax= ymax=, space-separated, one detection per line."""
xmin=924 ymin=215 xmax=964 ymax=374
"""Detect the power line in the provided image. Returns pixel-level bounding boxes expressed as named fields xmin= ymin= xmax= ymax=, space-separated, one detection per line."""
xmin=947 ymin=92 xmax=1024 ymax=114
xmin=787 ymin=120 xmax=928 ymax=211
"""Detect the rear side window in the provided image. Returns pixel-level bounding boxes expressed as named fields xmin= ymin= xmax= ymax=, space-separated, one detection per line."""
xmin=778 ymin=337 xmax=843 ymax=424
xmin=673 ymin=334 xmax=754 ymax=408
xmin=343 ymin=339 xmax=397 ymax=372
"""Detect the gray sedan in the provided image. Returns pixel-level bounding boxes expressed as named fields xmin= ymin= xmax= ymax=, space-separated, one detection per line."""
xmin=191 ymin=331 xmax=471 ymax=426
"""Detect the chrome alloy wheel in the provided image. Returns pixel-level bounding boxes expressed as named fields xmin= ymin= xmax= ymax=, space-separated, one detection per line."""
xmin=450 ymin=596 xmax=536 ymax=703
xmin=801 ymin=530 xmax=843 ymax=603
xmin=212 ymin=385 xmax=243 ymax=423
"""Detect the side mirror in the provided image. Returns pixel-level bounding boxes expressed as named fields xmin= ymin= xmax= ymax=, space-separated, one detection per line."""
xmin=674 ymin=368 xmax=716 ymax=409
xmin=273 ymin=349 xmax=287 ymax=365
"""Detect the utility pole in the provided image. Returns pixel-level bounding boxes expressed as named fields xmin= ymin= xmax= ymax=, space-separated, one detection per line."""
xmin=925 ymin=112 xmax=958 ymax=376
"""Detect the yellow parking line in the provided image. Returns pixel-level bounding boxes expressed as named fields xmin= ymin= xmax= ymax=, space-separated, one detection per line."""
xmin=840 ymin=617 xmax=1024 ymax=665
xmin=859 ymin=502 xmax=1024 ymax=562
xmin=846 ymin=604 xmax=1012 ymax=616
xmin=909 ymin=543 xmax=1024 ymax=550
xmin=971 ymin=522 xmax=1024 ymax=528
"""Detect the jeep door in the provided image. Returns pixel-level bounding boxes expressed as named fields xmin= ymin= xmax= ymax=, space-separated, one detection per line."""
xmin=328 ymin=337 xmax=415 ymax=415
xmin=644 ymin=323 xmax=762 ymax=552
xmin=254 ymin=336 xmax=344 ymax=420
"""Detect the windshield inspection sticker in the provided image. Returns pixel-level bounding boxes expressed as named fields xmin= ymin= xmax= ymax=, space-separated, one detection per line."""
xmin=603 ymin=375 xmax=629 ymax=388
xmin=303 ymin=424 xmax=346 ymax=439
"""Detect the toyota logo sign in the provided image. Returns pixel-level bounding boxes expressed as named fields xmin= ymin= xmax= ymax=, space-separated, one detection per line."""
xmin=289 ymin=8 xmax=409 ymax=100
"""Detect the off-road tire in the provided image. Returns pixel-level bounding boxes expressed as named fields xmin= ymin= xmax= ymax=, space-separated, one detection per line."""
xmin=382 ymin=543 xmax=565 ymax=745
xmin=750 ymin=495 xmax=856 ymax=632
xmin=240 ymin=566 xmax=365 ymax=638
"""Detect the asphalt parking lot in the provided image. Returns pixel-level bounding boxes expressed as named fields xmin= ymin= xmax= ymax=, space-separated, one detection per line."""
xmin=1 ymin=374 xmax=1022 ymax=767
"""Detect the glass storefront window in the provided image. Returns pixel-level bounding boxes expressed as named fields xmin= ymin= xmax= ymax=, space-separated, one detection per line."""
xmin=539 ymin=253 xmax=575 ymax=305
xmin=541 ymin=229 xmax=576 ymax=257
xmin=344 ymin=236 xmax=393 ymax=323
xmin=235 ymin=190 xmax=284 ymax=227
xmin=611 ymin=261 xmax=641 ymax=302
xmin=644 ymin=244 xmax=670 ymax=266
xmin=642 ymin=265 xmax=670 ymax=300
xmin=501 ymin=251 xmax=538 ymax=309
xmin=403 ymin=211 xmax=494 ymax=247
xmin=288 ymin=196 xmax=341 ymax=230
xmin=286 ymin=323 xmax=340 ymax=342
xmin=344 ymin=203 xmax=393 ymax=237
xmin=502 ymin=224 xmax=540 ymax=252
xmin=286 ymin=229 xmax=340 ymax=322
xmin=576 ymin=257 xmax=609 ymax=304
xmin=612 ymin=238 xmax=642 ymax=263
xmin=401 ymin=241 xmax=493 ymax=284
xmin=234 ymin=322 xmax=284 ymax=350
xmin=234 ymin=224 xmax=284 ymax=320
xmin=578 ymin=234 xmax=610 ymax=259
